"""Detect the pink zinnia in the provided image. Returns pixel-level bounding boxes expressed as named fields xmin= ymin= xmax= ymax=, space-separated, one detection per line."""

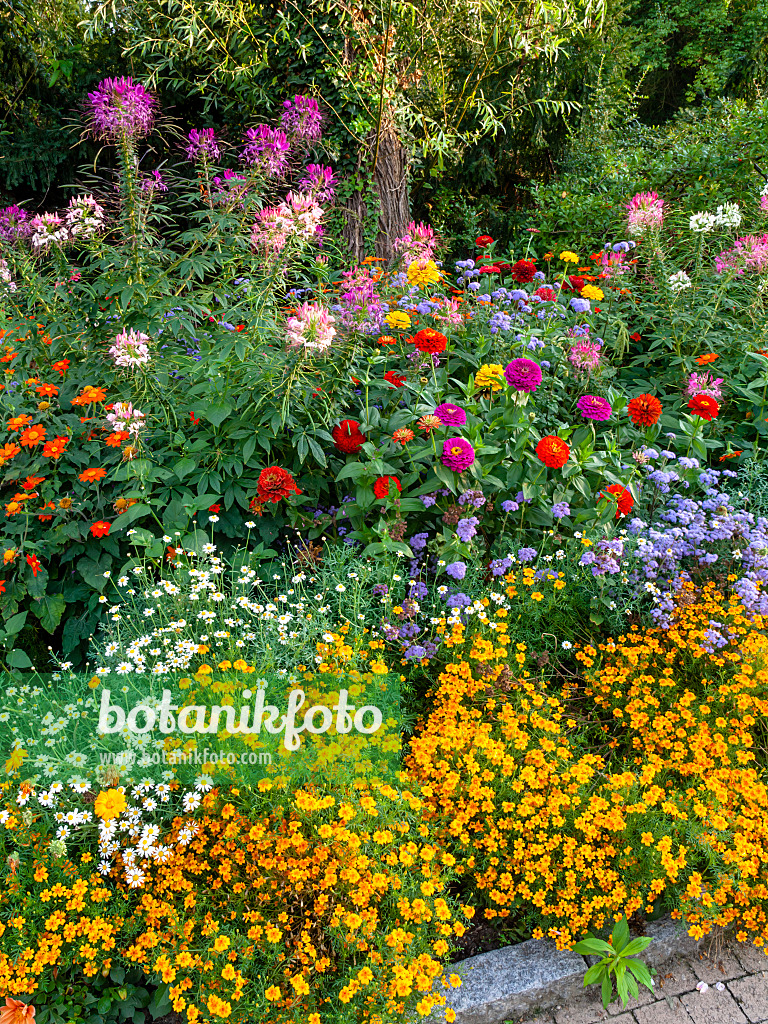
xmin=504 ymin=358 xmax=542 ymax=393
xmin=626 ymin=191 xmax=664 ymax=237
xmin=441 ymin=437 xmax=475 ymax=472
xmin=434 ymin=403 xmax=467 ymax=427
xmin=576 ymin=394 xmax=612 ymax=421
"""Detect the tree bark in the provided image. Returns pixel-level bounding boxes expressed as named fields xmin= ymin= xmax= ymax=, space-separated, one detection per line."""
xmin=371 ymin=112 xmax=410 ymax=261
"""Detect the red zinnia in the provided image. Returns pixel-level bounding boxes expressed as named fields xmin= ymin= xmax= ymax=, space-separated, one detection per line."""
xmin=384 ymin=370 xmax=406 ymax=388
xmin=257 ymin=466 xmax=302 ymax=504
xmin=535 ymin=436 xmax=570 ymax=469
xmin=412 ymin=328 xmax=447 ymax=355
xmin=511 ymin=259 xmax=536 ymax=284
xmin=567 ymin=276 xmax=586 ymax=293
xmin=602 ymin=484 xmax=634 ymax=518
xmin=90 ymin=521 xmax=111 ymax=537
xmin=373 ymin=475 xmax=401 ymax=499
xmin=333 ymin=419 xmax=366 ymax=454
xmin=534 ymin=286 xmax=557 ymax=302
xmin=475 ymin=235 xmax=494 ymax=248
xmin=688 ymin=394 xmax=719 ymax=421
xmin=627 ymin=394 xmax=662 ymax=427
xmin=208 ymin=503 xmax=221 ymax=513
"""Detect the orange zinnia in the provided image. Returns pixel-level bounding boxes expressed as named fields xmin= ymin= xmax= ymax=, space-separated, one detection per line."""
xmin=78 ymin=467 xmax=107 ymax=483
xmin=19 ymin=424 xmax=46 ymax=447
xmin=105 ymin=431 xmax=130 ymax=447
xmin=627 ymin=394 xmax=662 ymax=427
xmin=7 ymin=414 xmax=32 ymax=432
xmin=21 ymin=476 xmax=45 ymax=490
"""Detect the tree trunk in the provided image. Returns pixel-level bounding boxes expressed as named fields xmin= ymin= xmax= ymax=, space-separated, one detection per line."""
xmin=341 ymin=185 xmax=368 ymax=265
xmin=371 ymin=113 xmax=410 ymax=261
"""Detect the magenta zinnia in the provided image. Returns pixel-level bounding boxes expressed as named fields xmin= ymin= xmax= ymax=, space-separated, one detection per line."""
xmin=504 ymin=358 xmax=542 ymax=393
xmin=434 ymin=403 xmax=467 ymax=427
xmin=441 ymin=437 xmax=475 ymax=472
xmin=576 ymin=394 xmax=612 ymax=421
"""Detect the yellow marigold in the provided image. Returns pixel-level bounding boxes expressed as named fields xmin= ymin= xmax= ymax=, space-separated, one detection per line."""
xmin=559 ymin=250 xmax=579 ymax=263
xmin=384 ymin=310 xmax=411 ymax=330
xmin=581 ymin=284 xmax=604 ymax=301
xmin=407 ymin=259 xmax=441 ymax=289
xmin=475 ymin=363 xmax=504 ymax=392
xmin=94 ymin=788 xmax=127 ymax=820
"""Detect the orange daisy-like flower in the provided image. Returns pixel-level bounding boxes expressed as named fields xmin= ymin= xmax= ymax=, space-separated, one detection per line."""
xmin=90 ymin=521 xmax=111 ymax=537
xmin=392 ymin=428 xmax=415 ymax=445
xmin=627 ymin=394 xmax=662 ymax=427
xmin=35 ymin=382 xmax=59 ymax=397
xmin=105 ymin=431 xmax=130 ymax=447
xmin=7 ymin=414 xmax=33 ymax=432
xmin=21 ymin=476 xmax=45 ymax=491
xmin=19 ymin=424 xmax=46 ymax=447
xmin=78 ymin=467 xmax=107 ymax=483
xmin=43 ymin=436 xmax=69 ymax=459
xmin=695 ymin=353 xmax=719 ymax=366
xmin=378 ymin=335 xmax=398 ymax=346
xmin=0 ymin=443 xmax=21 ymax=466
xmin=417 ymin=414 xmax=442 ymax=433
xmin=51 ymin=359 xmax=69 ymax=376
xmin=719 ymin=450 xmax=743 ymax=461
xmin=71 ymin=385 xmax=107 ymax=406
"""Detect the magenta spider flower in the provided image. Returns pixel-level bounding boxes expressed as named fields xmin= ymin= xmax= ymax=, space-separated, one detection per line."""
xmin=86 ymin=77 xmax=156 ymax=141
xmin=441 ymin=437 xmax=475 ymax=472
xmin=504 ymin=358 xmax=542 ymax=393
xmin=569 ymin=338 xmax=603 ymax=373
xmin=434 ymin=403 xmax=467 ymax=427
xmin=626 ymin=191 xmax=664 ymax=237
xmin=185 ymin=128 xmax=220 ymax=163
xmin=0 ymin=205 xmax=32 ymax=241
xmin=241 ymin=125 xmax=291 ymax=176
xmin=298 ymin=164 xmax=336 ymax=201
xmin=280 ymin=95 xmax=323 ymax=142
xmin=576 ymin=394 xmax=612 ymax=421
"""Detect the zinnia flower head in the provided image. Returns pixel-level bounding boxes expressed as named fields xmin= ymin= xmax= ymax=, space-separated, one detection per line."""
xmin=626 ymin=191 xmax=664 ymax=237
xmin=536 ymin=436 xmax=570 ymax=469
xmin=504 ymin=358 xmax=542 ymax=393
xmin=257 ymin=466 xmax=302 ymax=503
xmin=441 ymin=437 xmax=475 ymax=472
xmin=185 ymin=128 xmax=220 ymax=162
xmin=413 ymin=327 xmax=447 ymax=353
xmin=475 ymin=363 xmax=504 ymax=391
xmin=434 ymin=403 xmax=466 ymax=427
xmin=332 ymin=419 xmax=366 ymax=454
xmin=576 ymin=394 xmax=612 ymax=421
xmin=627 ymin=393 xmax=662 ymax=426
xmin=510 ymin=259 xmax=536 ymax=283
xmin=687 ymin=393 xmax=720 ymax=421
xmin=384 ymin=311 xmax=411 ymax=330
xmin=601 ymin=483 xmax=634 ymax=517
xmin=373 ymin=475 xmax=401 ymax=499
xmin=392 ymin=428 xmax=415 ymax=445
xmin=559 ymin=251 xmax=579 ymax=263
xmin=241 ymin=125 xmax=291 ymax=176
xmin=580 ymin=284 xmax=604 ymax=301
xmin=280 ymin=95 xmax=323 ymax=141
xmin=407 ymin=259 xmax=441 ymax=289
xmin=86 ymin=77 xmax=156 ymax=141
xmin=417 ymin=414 xmax=442 ymax=432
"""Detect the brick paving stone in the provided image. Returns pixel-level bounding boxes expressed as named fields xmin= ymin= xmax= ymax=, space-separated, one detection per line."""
xmin=606 ymin=982 xmax=657 ymax=1015
xmin=655 ymin=959 xmax=698 ymax=997
xmin=730 ymin=974 xmax=768 ymax=1023
xmin=633 ymin=996 xmax=695 ymax=1023
xmin=553 ymin=996 xmax=609 ymax=1023
xmin=690 ymin=949 xmax=746 ymax=984
xmin=734 ymin=944 xmax=768 ymax=975
xmin=514 ymin=1015 xmax=556 ymax=1024
xmin=608 ymin=1017 xmax=634 ymax=1024
xmin=680 ymin=987 xmax=747 ymax=1024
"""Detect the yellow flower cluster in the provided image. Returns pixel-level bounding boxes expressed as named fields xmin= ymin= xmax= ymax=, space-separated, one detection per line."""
xmin=407 ymin=259 xmax=442 ymax=289
xmin=474 ymin=364 xmax=505 ymax=392
xmin=408 ymin=583 xmax=768 ymax=952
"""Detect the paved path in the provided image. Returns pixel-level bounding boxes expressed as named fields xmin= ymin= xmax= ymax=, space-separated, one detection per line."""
xmin=513 ymin=941 xmax=768 ymax=1024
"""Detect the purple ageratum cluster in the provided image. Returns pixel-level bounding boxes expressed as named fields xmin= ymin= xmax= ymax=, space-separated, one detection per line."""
xmin=441 ymin=437 xmax=475 ymax=472
xmin=552 ymin=501 xmax=570 ymax=520
xmin=445 ymin=561 xmax=467 ymax=580
xmin=569 ymin=297 xmax=591 ymax=314
xmin=580 ymin=538 xmax=623 ymax=577
xmin=627 ymin=470 xmax=768 ymax=628
xmin=504 ymin=358 xmax=542 ymax=393
xmin=87 ymin=77 xmax=156 ymax=141
xmin=490 ymin=556 xmax=513 ymax=576
xmin=434 ymin=403 xmax=467 ymax=427
xmin=298 ymin=164 xmax=336 ymax=202
xmin=185 ymin=128 xmax=220 ymax=163
xmin=458 ymin=489 xmax=486 ymax=508
xmin=241 ymin=125 xmax=291 ymax=176
xmin=576 ymin=394 xmax=612 ymax=421
xmin=517 ymin=547 xmax=537 ymax=563
xmin=280 ymin=95 xmax=323 ymax=142
xmin=456 ymin=517 xmax=479 ymax=542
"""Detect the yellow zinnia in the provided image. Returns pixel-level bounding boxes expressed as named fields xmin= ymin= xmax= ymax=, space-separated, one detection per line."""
xmin=407 ymin=258 xmax=441 ymax=289
xmin=94 ymin=787 xmax=127 ymax=820
xmin=475 ymin=363 xmax=504 ymax=392
xmin=384 ymin=310 xmax=411 ymax=330
xmin=581 ymin=284 xmax=604 ymax=301
xmin=559 ymin=250 xmax=579 ymax=263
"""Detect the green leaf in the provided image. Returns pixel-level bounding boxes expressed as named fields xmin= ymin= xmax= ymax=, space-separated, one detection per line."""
xmin=243 ymin=436 xmax=258 ymax=463
xmin=601 ymin=973 xmax=613 ymax=1008
xmin=621 ymin=937 xmax=654 ymax=957
xmin=583 ymin=963 xmax=607 ymax=986
xmin=110 ymin=503 xmax=152 ymax=531
xmin=172 ymin=457 xmax=197 ymax=481
xmin=203 ymin=399 xmax=233 ymax=427
xmin=32 ymin=594 xmax=67 ymax=634
xmin=574 ymin=937 xmax=614 ymax=956
xmin=7 ymin=649 xmax=33 ymax=669
xmin=3 ymin=611 xmax=27 ymax=636
xmin=626 ymin=959 xmax=654 ymax=988
xmin=148 ymin=983 xmax=172 ymax=1019
xmin=611 ymin=917 xmax=631 ymax=953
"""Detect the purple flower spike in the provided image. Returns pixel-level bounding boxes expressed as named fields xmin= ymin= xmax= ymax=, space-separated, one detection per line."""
xmin=504 ymin=358 xmax=542 ymax=392
xmin=298 ymin=164 xmax=337 ymax=201
xmin=434 ymin=402 xmax=467 ymax=427
xmin=576 ymin=394 xmax=612 ymax=421
xmin=87 ymin=77 xmax=156 ymax=141
xmin=241 ymin=125 xmax=291 ymax=176
xmin=441 ymin=437 xmax=475 ymax=472
xmin=280 ymin=95 xmax=323 ymax=142
xmin=185 ymin=128 xmax=220 ymax=163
